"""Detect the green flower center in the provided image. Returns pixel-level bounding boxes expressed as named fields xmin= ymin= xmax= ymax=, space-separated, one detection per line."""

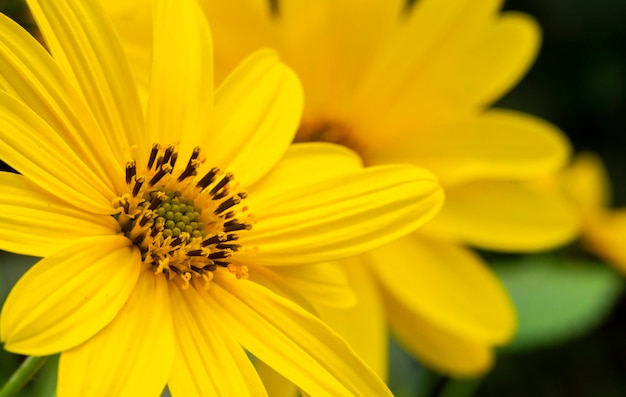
xmin=112 ymin=144 xmax=253 ymax=289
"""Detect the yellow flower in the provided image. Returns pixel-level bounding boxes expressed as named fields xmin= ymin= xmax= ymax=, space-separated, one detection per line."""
xmin=105 ymin=0 xmax=579 ymax=377
xmin=560 ymin=153 xmax=626 ymax=273
xmin=0 ymin=0 xmax=444 ymax=395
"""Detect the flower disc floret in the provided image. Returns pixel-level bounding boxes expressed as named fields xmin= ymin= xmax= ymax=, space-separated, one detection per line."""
xmin=112 ymin=143 xmax=253 ymax=289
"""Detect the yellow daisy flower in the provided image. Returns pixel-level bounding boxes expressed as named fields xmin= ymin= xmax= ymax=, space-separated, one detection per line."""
xmin=0 ymin=0 xmax=444 ymax=395
xmin=560 ymin=153 xmax=626 ymax=273
xmin=105 ymin=0 xmax=579 ymax=377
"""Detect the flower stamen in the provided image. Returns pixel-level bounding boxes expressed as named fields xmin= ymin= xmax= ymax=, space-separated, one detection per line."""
xmin=113 ymin=143 xmax=253 ymax=288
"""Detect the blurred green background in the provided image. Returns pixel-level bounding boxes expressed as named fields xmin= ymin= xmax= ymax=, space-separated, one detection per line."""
xmin=0 ymin=0 xmax=625 ymax=396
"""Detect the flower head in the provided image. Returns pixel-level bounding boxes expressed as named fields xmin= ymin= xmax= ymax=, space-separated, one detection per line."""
xmin=0 ymin=0 xmax=443 ymax=395
xmin=101 ymin=0 xmax=582 ymax=377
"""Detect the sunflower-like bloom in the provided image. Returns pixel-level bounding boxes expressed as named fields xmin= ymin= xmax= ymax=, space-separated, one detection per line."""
xmin=0 ymin=0 xmax=444 ymax=395
xmin=559 ymin=153 xmax=626 ymax=273
xmin=105 ymin=0 xmax=580 ymax=376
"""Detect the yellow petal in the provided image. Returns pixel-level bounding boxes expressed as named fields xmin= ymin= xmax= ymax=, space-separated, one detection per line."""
xmin=208 ymin=271 xmax=393 ymax=397
xmin=1 ymin=235 xmax=140 ymax=355
xmin=278 ymin=0 xmax=405 ymax=119
xmin=102 ymin=0 xmax=153 ymax=94
xmin=0 ymin=12 xmax=122 ymax=191
xmin=26 ymin=0 xmax=146 ymax=163
xmin=202 ymin=50 xmax=303 ymax=186
xmin=367 ymin=235 xmax=515 ymax=344
xmin=239 ymin=164 xmax=443 ymax=265
xmin=355 ymin=0 xmax=500 ymax=113
xmin=584 ymin=210 xmax=626 ymax=274
xmin=267 ymin=262 xmax=356 ymax=308
xmin=385 ymin=289 xmax=494 ymax=377
xmin=0 ymin=89 xmax=115 ymax=214
xmin=248 ymin=142 xmax=362 ymax=203
xmin=0 ymin=172 xmax=118 ymax=257
xmin=373 ymin=110 xmax=571 ymax=187
xmin=315 ymin=258 xmax=388 ymax=378
xmin=58 ymin=271 xmax=174 ymax=397
xmin=199 ymin=0 xmax=277 ymax=83
xmin=423 ymin=180 xmax=580 ymax=251
xmin=145 ymin=0 xmax=213 ymax=164
xmin=455 ymin=12 xmax=540 ymax=107
xmin=254 ymin=360 xmax=299 ymax=397
xmin=560 ymin=152 xmax=611 ymax=211
xmin=168 ymin=280 xmax=266 ymax=397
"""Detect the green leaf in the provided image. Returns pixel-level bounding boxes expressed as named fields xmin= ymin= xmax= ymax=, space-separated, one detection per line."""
xmin=492 ymin=254 xmax=623 ymax=353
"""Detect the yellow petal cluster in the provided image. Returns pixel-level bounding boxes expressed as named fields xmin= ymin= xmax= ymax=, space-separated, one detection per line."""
xmin=105 ymin=0 xmax=580 ymax=376
xmin=0 ymin=0 xmax=445 ymax=395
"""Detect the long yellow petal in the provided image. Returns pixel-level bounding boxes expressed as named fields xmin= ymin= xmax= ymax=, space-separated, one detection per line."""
xmin=1 ymin=235 xmax=140 ymax=355
xmin=0 ymin=90 xmax=117 ymax=214
xmin=200 ymin=0 xmax=277 ymax=83
xmin=203 ymin=50 xmax=303 ymax=187
xmin=372 ymin=110 xmax=570 ymax=187
xmin=455 ymin=12 xmax=540 ymax=107
xmin=423 ymin=180 xmax=580 ymax=251
xmin=26 ymin=0 xmax=146 ymax=164
xmin=0 ymin=12 xmax=120 ymax=191
xmin=385 ymin=289 xmax=494 ymax=377
xmin=58 ymin=271 xmax=174 ymax=397
xmin=0 ymin=172 xmax=118 ymax=257
xmin=366 ymin=235 xmax=515 ymax=344
xmin=168 ymin=280 xmax=267 ymax=397
xmin=315 ymin=258 xmax=388 ymax=378
xmin=248 ymin=142 xmax=362 ymax=204
xmin=239 ymin=164 xmax=443 ymax=265
xmin=269 ymin=261 xmax=356 ymax=308
xmin=208 ymin=271 xmax=393 ymax=397
xmin=145 ymin=0 xmax=213 ymax=165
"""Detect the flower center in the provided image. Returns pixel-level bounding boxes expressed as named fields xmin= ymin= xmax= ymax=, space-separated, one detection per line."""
xmin=113 ymin=143 xmax=253 ymax=289
xmin=295 ymin=120 xmax=362 ymax=155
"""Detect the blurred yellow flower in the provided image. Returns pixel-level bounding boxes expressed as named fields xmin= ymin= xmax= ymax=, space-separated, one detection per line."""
xmin=0 ymin=0 xmax=444 ymax=395
xmin=105 ymin=0 xmax=579 ymax=377
xmin=560 ymin=153 xmax=626 ymax=273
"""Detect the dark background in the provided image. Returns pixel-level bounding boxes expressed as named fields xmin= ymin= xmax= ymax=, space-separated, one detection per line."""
xmin=479 ymin=0 xmax=626 ymax=396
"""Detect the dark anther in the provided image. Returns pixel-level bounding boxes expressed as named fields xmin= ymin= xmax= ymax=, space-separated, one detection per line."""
xmin=196 ymin=167 xmax=220 ymax=190
xmin=155 ymin=155 xmax=164 ymax=170
xmin=169 ymin=152 xmax=178 ymax=169
xmin=148 ymin=143 xmax=159 ymax=170
xmin=208 ymin=251 xmax=232 ymax=260
xmin=170 ymin=236 xmax=184 ymax=247
xmin=125 ymin=161 xmax=136 ymax=185
xmin=203 ymin=264 xmax=217 ymax=271
xmin=213 ymin=260 xmax=230 ymax=268
xmin=216 ymin=243 xmax=241 ymax=251
xmin=201 ymin=234 xmax=228 ymax=246
xmin=222 ymin=211 xmax=235 ymax=220
xmin=223 ymin=220 xmax=250 ymax=232
xmin=150 ymin=223 xmax=163 ymax=237
xmin=214 ymin=195 xmax=241 ymax=215
xmin=187 ymin=249 xmax=204 ymax=256
xmin=133 ymin=232 xmax=147 ymax=245
xmin=132 ymin=176 xmax=145 ymax=197
xmin=190 ymin=265 xmax=203 ymax=273
xmin=212 ymin=190 xmax=228 ymax=201
xmin=147 ymin=192 xmax=165 ymax=210
xmin=162 ymin=145 xmax=175 ymax=165
xmin=210 ymin=173 xmax=233 ymax=196
xmin=149 ymin=164 xmax=172 ymax=186
xmin=139 ymin=212 xmax=153 ymax=227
